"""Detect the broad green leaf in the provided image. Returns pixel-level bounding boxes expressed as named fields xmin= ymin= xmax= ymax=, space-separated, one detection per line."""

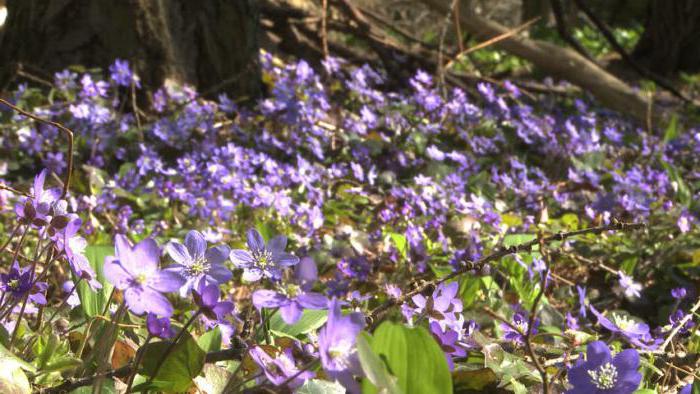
xmin=297 ymin=379 xmax=347 ymax=394
xmin=661 ymin=161 xmax=691 ymax=207
xmin=633 ymin=389 xmax=657 ymax=394
xmin=357 ymin=332 xmax=402 ymax=394
xmin=0 ymin=366 xmax=30 ymax=394
xmin=365 ymin=322 xmax=452 ymax=394
xmin=503 ymin=234 xmax=536 ymax=248
xmin=197 ymin=327 xmax=222 ymax=353
xmin=269 ymin=309 xmax=327 ymax=338
xmin=193 ymin=364 xmax=231 ymax=394
xmin=482 ymin=343 xmax=540 ymax=384
xmin=69 ymin=380 xmax=116 ymax=394
xmin=453 ymin=368 xmax=498 ymax=391
xmin=77 ymin=245 xmax=114 ymax=317
xmin=663 ymin=114 xmax=679 ymax=144
xmin=136 ymin=333 xmax=206 ymax=392
xmin=388 ymin=232 xmax=408 ymax=259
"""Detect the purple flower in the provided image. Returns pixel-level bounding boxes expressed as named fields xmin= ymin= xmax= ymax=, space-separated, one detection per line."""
xmin=410 ymin=282 xmax=463 ymax=329
xmin=165 ymin=230 xmax=232 ymax=297
xmin=192 ymin=279 xmax=234 ymax=321
xmin=146 ymin=313 xmax=175 ymax=339
xmin=109 ymin=59 xmax=140 ymax=88
xmin=566 ymin=341 xmax=641 ymax=394
xmin=229 ymin=229 xmax=299 ymax=282
xmin=429 ymin=321 xmax=466 ymax=371
xmin=249 ymin=346 xmax=314 ymax=388
xmin=62 ymin=281 xmax=81 ymax=308
xmin=15 ymin=169 xmax=61 ymax=227
xmin=590 ymin=306 xmax=661 ymax=350
xmin=501 ymin=312 xmax=539 ymax=344
xmin=1 ymin=261 xmax=47 ymax=305
xmin=669 ymin=309 xmax=695 ymax=334
xmin=577 ymin=286 xmax=588 ymax=318
xmin=671 ymin=287 xmax=687 ymax=300
xmin=318 ymin=298 xmax=365 ymax=394
xmin=252 ymin=257 xmax=327 ymax=324
xmin=618 ymin=272 xmax=642 ymax=299
xmin=104 ymin=235 xmax=184 ymax=317
xmin=59 ymin=217 xmax=101 ymax=291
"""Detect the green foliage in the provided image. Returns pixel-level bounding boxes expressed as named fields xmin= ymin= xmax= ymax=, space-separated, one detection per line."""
xmin=269 ymin=309 xmax=328 ymax=338
xmin=134 ymin=333 xmax=206 ymax=392
xmin=76 ymin=245 xmax=114 ymax=318
xmin=361 ymin=322 xmax=452 ymax=394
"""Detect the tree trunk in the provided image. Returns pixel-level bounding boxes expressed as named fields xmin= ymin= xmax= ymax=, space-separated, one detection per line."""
xmin=0 ymin=0 xmax=261 ymax=100
xmin=632 ymin=0 xmax=700 ymax=76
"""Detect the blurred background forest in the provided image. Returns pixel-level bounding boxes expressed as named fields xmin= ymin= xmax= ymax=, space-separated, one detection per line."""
xmin=0 ymin=0 xmax=699 ymax=124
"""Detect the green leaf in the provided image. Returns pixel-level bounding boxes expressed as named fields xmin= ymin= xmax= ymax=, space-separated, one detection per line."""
xmin=633 ymin=389 xmax=657 ymax=394
xmin=482 ymin=343 xmax=540 ymax=384
xmin=661 ymin=160 xmax=692 ymax=207
xmin=269 ymin=309 xmax=327 ymax=338
xmin=388 ymin=232 xmax=408 ymax=259
xmin=69 ymin=380 xmax=116 ymax=394
xmin=296 ymin=379 xmax=347 ymax=394
xmin=193 ymin=364 xmax=231 ymax=394
xmin=0 ymin=365 xmax=30 ymax=394
xmin=357 ymin=332 xmax=402 ymax=394
xmin=197 ymin=327 xmax=222 ymax=353
xmin=663 ymin=114 xmax=679 ymax=144
xmin=136 ymin=333 xmax=206 ymax=392
xmin=364 ymin=322 xmax=452 ymax=394
xmin=77 ymin=245 xmax=114 ymax=317
xmin=503 ymin=234 xmax=536 ymax=248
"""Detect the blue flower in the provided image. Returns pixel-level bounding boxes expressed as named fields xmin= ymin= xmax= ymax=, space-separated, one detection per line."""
xmin=229 ymin=229 xmax=299 ymax=282
xmin=566 ymin=341 xmax=641 ymax=394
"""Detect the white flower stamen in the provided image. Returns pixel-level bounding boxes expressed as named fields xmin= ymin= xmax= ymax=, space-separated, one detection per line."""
xmin=587 ymin=362 xmax=618 ymax=390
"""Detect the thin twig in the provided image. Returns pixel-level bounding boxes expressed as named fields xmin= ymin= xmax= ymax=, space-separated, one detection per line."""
xmin=0 ymin=98 xmax=74 ymax=198
xmin=444 ymin=17 xmax=541 ymax=70
xmin=367 ymin=220 xmax=645 ymax=325
xmin=656 ymin=296 xmax=700 ymax=355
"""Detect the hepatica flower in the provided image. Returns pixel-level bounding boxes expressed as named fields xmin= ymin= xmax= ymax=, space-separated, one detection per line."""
xmin=229 ymin=229 xmax=299 ymax=282
xmin=15 ymin=169 xmax=61 ymax=227
xmin=146 ymin=313 xmax=175 ymax=339
xmin=104 ymin=235 xmax=184 ymax=317
xmin=430 ymin=321 xmax=467 ymax=371
xmin=252 ymin=256 xmax=327 ymax=324
xmin=1 ymin=261 xmax=47 ymax=305
xmin=617 ymin=272 xmax=642 ymax=299
xmin=249 ymin=346 xmax=314 ymax=388
xmin=410 ymin=282 xmax=463 ymax=328
xmin=566 ymin=341 xmax=641 ymax=394
xmin=318 ymin=298 xmax=365 ymax=393
xmin=590 ymin=306 xmax=660 ymax=350
xmin=165 ymin=230 xmax=232 ymax=296
xmin=192 ymin=279 xmax=234 ymax=321
xmin=59 ymin=216 xmax=101 ymax=291
xmin=501 ymin=311 xmax=539 ymax=344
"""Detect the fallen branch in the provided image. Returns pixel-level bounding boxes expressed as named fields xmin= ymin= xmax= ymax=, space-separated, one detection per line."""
xmin=420 ymin=0 xmax=660 ymax=124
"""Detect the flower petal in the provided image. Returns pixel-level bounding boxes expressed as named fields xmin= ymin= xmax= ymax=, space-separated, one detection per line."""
xmin=141 ymin=288 xmax=173 ymax=317
xmin=295 ymin=256 xmax=317 ymax=291
xmin=165 ymin=241 xmax=191 ymax=265
xmin=280 ymin=301 xmax=303 ymax=324
xmin=274 ymin=253 xmax=299 ymax=267
xmin=247 ymin=229 xmax=265 ymax=252
xmin=267 ymin=235 xmax=287 ymax=254
xmin=586 ymin=340 xmax=612 ymax=367
xmin=103 ymin=257 xmax=132 ymax=290
xmin=212 ymin=301 xmax=234 ymax=320
xmin=230 ymin=249 xmax=254 ymax=268
xmin=133 ymin=238 xmax=161 ymax=272
xmin=242 ymin=268 xmax=263 ymax=282
xmin=149 ymin=269 xmax=185 ymax=293
xmin=207 ymin=263 xmax=233 ymax=283
xmin=206 ymin=245 xmax=231 ymax=265
xmin=253 ymin=290 xmax=288 ymax=309
xmin=296 ymin=292 xmax=328 ymax=309
xmin=185 ymin=230 xmax=207 ymax=259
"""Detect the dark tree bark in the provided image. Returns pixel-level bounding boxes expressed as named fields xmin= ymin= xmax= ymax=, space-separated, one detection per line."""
xmin=632 ymin=0 xmax=700 ymax=76
xmin=0 ymin=0 xmax=261 ymax=100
